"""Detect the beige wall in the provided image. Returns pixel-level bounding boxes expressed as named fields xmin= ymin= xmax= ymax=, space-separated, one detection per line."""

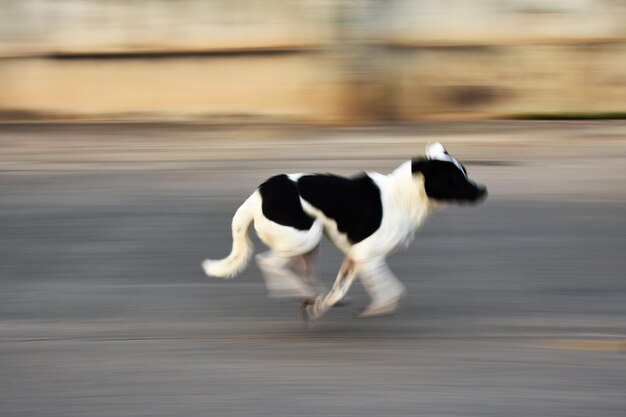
xmin=1 ymin=0 xmax=625 ymax=122
xmin=0 ymin=0 xmax=333 ymax=55
xmin=0 ymin=54 xmax=341 ymax=121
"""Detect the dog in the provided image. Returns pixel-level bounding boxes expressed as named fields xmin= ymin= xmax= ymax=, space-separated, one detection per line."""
xmin=202 ymin=142 xmax=487 ymax=321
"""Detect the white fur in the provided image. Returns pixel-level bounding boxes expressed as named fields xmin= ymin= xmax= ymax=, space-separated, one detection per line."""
xmin=201 ymin=191 xmax=259 ymax=278
xmin=350 ymin=162 xmax=436 ymax=262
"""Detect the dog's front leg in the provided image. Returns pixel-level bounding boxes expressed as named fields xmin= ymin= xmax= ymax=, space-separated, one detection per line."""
xmin=356 ymin=259 xmax=405 ymax=318
xmin=304 ymin=258 xmax=357 ymax=321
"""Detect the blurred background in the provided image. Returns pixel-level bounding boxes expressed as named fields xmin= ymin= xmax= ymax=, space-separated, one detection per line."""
xmin=1 ymin=2 xmax=626 ymax=417
xmin=1 ymin=0 xmax=625 ymax=122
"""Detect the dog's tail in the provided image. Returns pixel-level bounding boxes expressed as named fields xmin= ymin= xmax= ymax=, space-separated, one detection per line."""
xmin=202 ymin=191 xmax=259 ymax=279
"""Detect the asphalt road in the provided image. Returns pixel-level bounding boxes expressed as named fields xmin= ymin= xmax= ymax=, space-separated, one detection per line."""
xmin=1 ymin=122 xmax=625 ymax=417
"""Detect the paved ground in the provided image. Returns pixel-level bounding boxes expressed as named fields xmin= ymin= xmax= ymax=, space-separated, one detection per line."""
xmin=1 ymin=122 xmax=625 ymax=416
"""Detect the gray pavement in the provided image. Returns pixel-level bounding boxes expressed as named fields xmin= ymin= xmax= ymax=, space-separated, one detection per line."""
xmin=1 ymin=122 xmax=625 ymax=416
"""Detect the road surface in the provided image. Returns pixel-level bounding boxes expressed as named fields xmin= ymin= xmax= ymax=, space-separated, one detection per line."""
xmin=1 ymin=122 xmax=625 ymax=416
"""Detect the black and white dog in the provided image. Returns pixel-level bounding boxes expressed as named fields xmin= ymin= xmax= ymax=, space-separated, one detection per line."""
xmin=203 ymin=143 xmax=487 ymax=321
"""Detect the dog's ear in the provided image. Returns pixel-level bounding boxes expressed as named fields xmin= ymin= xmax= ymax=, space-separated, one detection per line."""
xmin=426 ymin=142 xmax=448 ymax=160
xmin=424 ymin=143 xmax=468 ymax=177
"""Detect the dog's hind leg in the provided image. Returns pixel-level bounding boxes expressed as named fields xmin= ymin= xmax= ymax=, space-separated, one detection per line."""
xmin=297 ymin=246 xmax=334 ymax=296
xmin=293 ymin=247 xmax=351 ymax=308
xmin=303 ymin=258 xmax=357 ymax=321
xmin=256 ymin=251 xmax=317 ymax=300
xmin=293 ymin=246 xmax=319 ymax=289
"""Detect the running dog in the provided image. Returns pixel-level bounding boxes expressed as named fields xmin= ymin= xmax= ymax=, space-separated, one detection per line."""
xmin=202 ymin=143 xmax=487 ymax=321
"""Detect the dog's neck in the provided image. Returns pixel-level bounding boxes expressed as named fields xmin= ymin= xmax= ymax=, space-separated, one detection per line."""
xmin=387 ymin=161 xmax=440 ymax=229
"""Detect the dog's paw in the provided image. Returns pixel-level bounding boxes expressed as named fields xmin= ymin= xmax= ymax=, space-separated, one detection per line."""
xmin=300 ymin=301 xmax=325 ymax=331
xmin=355 ymin=298 xmax=400 ymax=319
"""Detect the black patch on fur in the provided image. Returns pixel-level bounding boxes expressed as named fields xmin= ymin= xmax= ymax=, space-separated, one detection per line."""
xmin=259 ymin=175 xmax=315 ymax=230
xmin=412 ymin=159 xmax=487 ymax=203
xmin=297 ymin=174 xmax=383 ymax=243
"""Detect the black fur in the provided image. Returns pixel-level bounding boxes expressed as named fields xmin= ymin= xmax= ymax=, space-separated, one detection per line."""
xmin=259 ymin=175 xmax=315 ymax=230
xmin=297 ymin=174 xmax=383 ymax=243
xmin=412 ymin=159 xmax=486 ymax=203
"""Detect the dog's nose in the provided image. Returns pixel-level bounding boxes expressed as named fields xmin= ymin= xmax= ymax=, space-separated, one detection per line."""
xmin=476 ymin=185 xmax=488 ymax=201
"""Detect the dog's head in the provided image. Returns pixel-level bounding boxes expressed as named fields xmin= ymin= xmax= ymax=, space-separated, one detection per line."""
xmin=412 ymin=143 xmax=487 ymax=204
